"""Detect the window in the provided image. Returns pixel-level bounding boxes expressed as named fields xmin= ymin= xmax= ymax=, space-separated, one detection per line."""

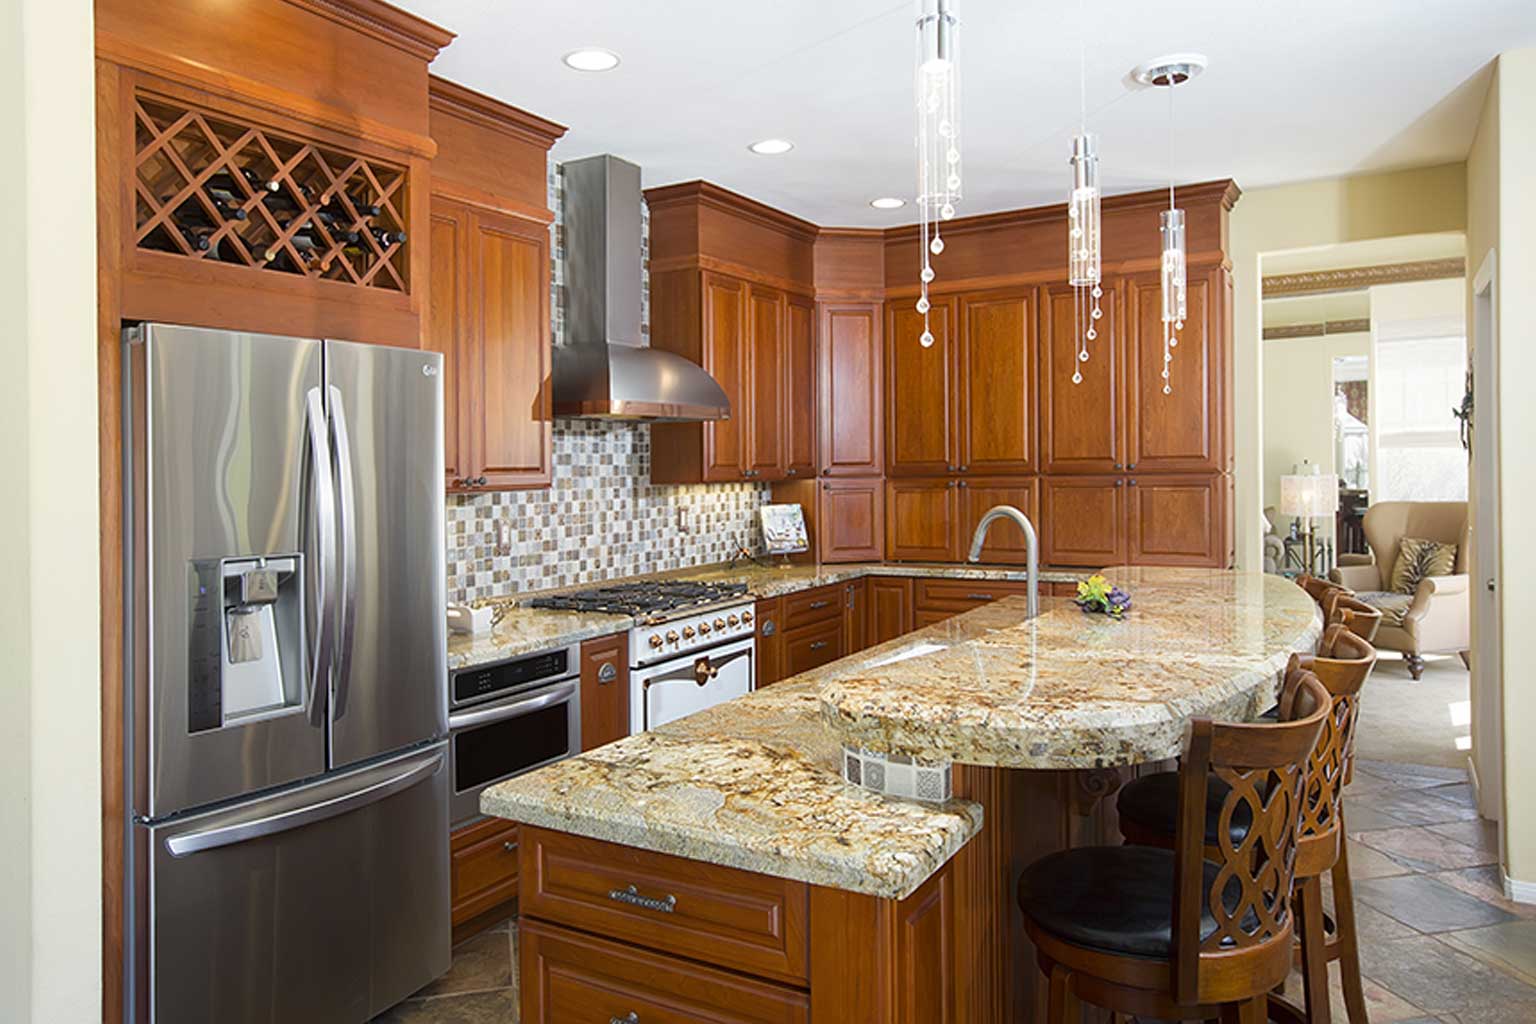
xmin=1373 ymin=328 xmax=1467 ymax=502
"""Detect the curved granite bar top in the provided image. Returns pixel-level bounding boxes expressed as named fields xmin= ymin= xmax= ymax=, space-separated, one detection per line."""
xmin=448 ymin=560 xmax=1078 ymax=670
xmin=481 ymin=568 xmax=1319 ymax=901
xmin=820 ymin=567 xmax=1324 ymax=769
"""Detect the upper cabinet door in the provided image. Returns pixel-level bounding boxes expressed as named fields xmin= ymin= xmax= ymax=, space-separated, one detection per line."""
xmin=886 ymin=298 xmax=956 ymax=476
xmin=819 ymin=303 xmax=883 ymax=477
xmin=426 ymin=197 xmax=469 ymax=488
xmin=1040 ymin=281 xmax=1123 ymax=474
xmin=885 ymin=478 xmax=958 ymax=561
xmin=701 ymin=272 xmax=748 ymax=481
xmin=1126 ymin=474 xmax=1230 ymax=567
xmin=746 ymin=287 xmax=787 ymax=479
xmin=784 ymin=297 xmax=817 ymax=479
xmin=958 ymin=477 xmax=1040 ymax=566
xmin=1126 ymin=270 xmax=1222 ymax=473
xmin=1039 ymin=475 xmax=1127 ymax=568
xmin=956 ymin=289 xmax=1036 ymax=475
xmin=470 ymin=209 xmax=551 ymax=489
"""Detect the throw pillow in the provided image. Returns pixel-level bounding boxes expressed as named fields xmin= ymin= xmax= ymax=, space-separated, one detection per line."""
xmin=1388 ymin=537 xmax=1457 ymax=595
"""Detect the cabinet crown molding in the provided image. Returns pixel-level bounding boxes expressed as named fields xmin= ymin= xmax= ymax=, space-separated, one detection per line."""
xmin=645 ymin=180 xmax=821 ymax=243
xmin=282 ymin=0 xmax=455 ymax=61
xmin=429 ymin=76 xmax=568 ymax=151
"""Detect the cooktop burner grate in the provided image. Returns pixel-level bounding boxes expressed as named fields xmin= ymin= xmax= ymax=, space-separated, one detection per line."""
xmin=526 ymin=581 xmax=750 ymax=616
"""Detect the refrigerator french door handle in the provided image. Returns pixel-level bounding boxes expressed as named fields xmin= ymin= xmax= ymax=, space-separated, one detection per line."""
xmin=304 ymin=386 xmax=338 ymax=725
xmin=328 ymin=384 xmax=359 ymax=720
xmin=163 ymin=751 xmax=444 ymax=857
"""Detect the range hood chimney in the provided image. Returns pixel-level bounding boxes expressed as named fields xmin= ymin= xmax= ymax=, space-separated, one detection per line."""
xmin=552 ymin=155 xmax=730 ymax=421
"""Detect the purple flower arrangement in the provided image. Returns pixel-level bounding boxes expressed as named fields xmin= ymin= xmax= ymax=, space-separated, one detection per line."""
xmin=1074 ymin=574 xmax=1132 ymax=619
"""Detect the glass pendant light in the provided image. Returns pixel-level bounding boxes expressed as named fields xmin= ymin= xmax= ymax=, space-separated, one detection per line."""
xmin=1134 ymin=54 xmax=1205 ymax=395
xmin=915 ymin=0 xmax=960 ymax=348
xmin=1066 ymin=3 xmax=1101 ymax=384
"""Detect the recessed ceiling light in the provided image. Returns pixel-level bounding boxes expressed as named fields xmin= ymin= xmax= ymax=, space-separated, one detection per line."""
xmin=1131 ymin=53 xmax=1208 ymax=87
xmin=748 ymin=138 xmax=794 ymax=156
xmin=562 ymin=48 xmax=620 ymax=72
xmin=870 ymin=197 xmax=906 ymax=210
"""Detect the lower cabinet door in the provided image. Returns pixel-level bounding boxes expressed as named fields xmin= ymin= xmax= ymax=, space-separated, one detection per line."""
xmin=451 ymin=816 xmax=520 ymax=930
xmin=782 ymin=618 xmax=844 ymax=677
xmin=521 ymin=919 xmax=810 ymax=1024
xmin=867 ymin=577 xmax=914 ymax=645
xmin=818 ymin=478 xmax=884 ymax=562
xmin=756 ymin=596 xmax=785 ymax=687
xmin=579 ymin=633 xmax=629 ymax=751
xmin=957 ymin=477 xmax=1040 ymax=565
xmin=1126 ymin=474 xmax=1229 ymax=567
xmin=1040 ymin=476 xmax=1127 ymax=567
xmin=843 ymin=580 xmax=868 ymax=654
xmin=885 ymin=479 xmax=957 ymax=561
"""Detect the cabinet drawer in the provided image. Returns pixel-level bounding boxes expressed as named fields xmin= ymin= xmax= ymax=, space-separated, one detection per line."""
xmin=518 ymin=826 xmax=810 ymax=985
xmin=913 ymin=578 xmax=1031 ymax=613
xmin=782 ymin=618 xmax=844 ymax=677
xmin=450 ymin=818 xmax=520 ymax=926
xmin=782 ymin=584 xmax=842 ymax=631
xmin=522 ymin=919 xmax=810 ymax=1024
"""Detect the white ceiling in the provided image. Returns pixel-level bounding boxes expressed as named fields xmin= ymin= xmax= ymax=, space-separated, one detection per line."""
xmin=397 ymin=0 xmax=1533 ymax=228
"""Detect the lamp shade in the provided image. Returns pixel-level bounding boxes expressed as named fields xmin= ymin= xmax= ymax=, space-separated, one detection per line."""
xmin=1279 ymin=473 xmax=1339 ymax=518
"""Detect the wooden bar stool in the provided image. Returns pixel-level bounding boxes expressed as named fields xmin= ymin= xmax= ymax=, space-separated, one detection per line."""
xmin=1018 ymin=672 xmax=1332 ymax=1024
xmin=1118 ymin=636 xmax=1377 ymax=1024
xmin=1329 ymin=594 xmax=1382 ymax=644
xmin=1297 ymin=574 xmax=1350 ymax=613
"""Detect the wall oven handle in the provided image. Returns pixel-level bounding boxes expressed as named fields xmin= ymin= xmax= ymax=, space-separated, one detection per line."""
xmin=303 ymin=386 xmax=337 ymax=726
xmin=448 ymin=682 xmax=578 ymax=730
xmin=328 ymin=385 xmax=359 ymax=720
xmin=164 ymin=751 xmax=443 ymax=857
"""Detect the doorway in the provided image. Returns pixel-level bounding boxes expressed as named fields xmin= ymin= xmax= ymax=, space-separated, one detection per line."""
xmin=1469 ymin=251 xmax=1504 ymax=824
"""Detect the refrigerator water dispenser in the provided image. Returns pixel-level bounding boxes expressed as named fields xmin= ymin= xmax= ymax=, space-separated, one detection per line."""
xmin=187 ymin=555 xmax=306 ymax=731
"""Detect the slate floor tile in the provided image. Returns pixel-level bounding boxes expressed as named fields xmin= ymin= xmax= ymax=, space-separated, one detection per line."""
xmin=1281 ymin=965 xmax=1426 ymax=1023
xmin=1366 ymin=788 xmax=1483 ymax=826
xmin=1357 ymin=935 xmax=1536 ymax=1013
xmin=412 ymin=926 xmax=513 ymax=999
xmin=1346 ymin=803 xmax=1416 ymax=833
xmin=1439 ymin=919 xmax=1536 ymax=987
xmin=371 ymin=988 xmax=520 ymax=1024
xmin=1432 ymin=866 xmax=1536 ymax=920
xmin=1343 ymin=837 xmax=1416 ymax=879
xmin=1356 ymin=826 xmax=1498 ymax=872
xmin=1355 ymin=874 xmax=1517 ymax=933
xmin=1355 ymin=760 xmax=1468 ymax=787
xmin=1426 ymin=819 xmax=1500 ymax=854
xmin=1440 ymin=1003 xmax=1536 ymax=1024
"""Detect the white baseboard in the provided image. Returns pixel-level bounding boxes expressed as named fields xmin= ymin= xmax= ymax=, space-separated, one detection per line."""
xmin=1503 ymin=871 xmax=1536 ymax=905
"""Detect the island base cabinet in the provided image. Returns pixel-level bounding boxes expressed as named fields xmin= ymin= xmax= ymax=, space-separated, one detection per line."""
xmin=521 ymin=919 xmax=810 ymax=1024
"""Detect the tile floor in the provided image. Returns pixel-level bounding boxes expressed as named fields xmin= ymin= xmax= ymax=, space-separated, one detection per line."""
xmin=373 ymin=759 xmax=1535 ymax=1023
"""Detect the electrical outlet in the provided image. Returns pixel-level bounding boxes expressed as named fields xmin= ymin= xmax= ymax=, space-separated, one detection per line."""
xmin=494 ymin=518 xmax=512 ymax=556
xmin=676 ymin=506 xmax=691 ymax=534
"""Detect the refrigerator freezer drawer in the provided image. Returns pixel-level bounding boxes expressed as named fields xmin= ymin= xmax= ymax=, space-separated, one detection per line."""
xmin=141 ymin=743 xmax=450 ymax=1024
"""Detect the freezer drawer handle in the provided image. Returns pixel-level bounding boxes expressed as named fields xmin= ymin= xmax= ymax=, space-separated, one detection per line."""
xmin=163 ymin=752 xmax=444 ymax=857
xmin=607 ymin=884 xmax=676 ymax=915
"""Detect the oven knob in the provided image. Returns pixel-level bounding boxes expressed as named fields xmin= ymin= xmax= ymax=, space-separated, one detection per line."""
xmin=741 ymin=610 xmax=754 ymax=625
xmin=727 ymin=615 xmax=740 ymax=627
xmin=714 ymin=617 xmax=726 ymax=630
xmin=665 ymin=629 xmax=680 ymax=644
xmin=682 ymin=625 xmax=696 ymax=639
xmin=698 ymin=621 xmax=711 ymax=634
xmin=648 ymin=635 xmax=663 ymax=649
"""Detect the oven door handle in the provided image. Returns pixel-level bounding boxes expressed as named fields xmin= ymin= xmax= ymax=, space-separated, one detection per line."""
xmin=449 ymin=682 xmax=578 ymax=730
xmin=641 ymin=646 xmax=752 ymax=689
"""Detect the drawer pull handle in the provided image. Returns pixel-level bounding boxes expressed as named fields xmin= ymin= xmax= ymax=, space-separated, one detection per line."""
xmin=611 ymin=1014 xmax=640 ymax=1024
xmin=808 ymin=600 xmax=831 ymax=610
xmin=809 ymin=641 xmax=829 ymax=651
xmin=503 ymin=841 xmax=518 ymax=853
xmin=607 ymin=884 xmax=676 ymax=914
xmin=965 ymin=593 xmax=994 ymax=601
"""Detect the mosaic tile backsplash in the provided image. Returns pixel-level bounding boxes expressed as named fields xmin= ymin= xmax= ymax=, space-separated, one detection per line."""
xmin=446 ymin=164 xmax=770 ymax=602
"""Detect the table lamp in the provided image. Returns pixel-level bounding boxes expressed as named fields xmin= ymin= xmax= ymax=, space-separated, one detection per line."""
xmin=1279 ymin=469 xmax=1339 ymax=574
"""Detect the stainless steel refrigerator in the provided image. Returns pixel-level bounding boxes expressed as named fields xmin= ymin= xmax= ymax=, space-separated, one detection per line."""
xmin=123 ymin=323 xmax=450 ymax=1023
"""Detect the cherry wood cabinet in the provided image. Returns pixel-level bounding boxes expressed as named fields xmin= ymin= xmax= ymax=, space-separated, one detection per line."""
xmin=912 ymin=578 xmax=1033 ymax=623
xmin=818 ymin=478 xmax=884 ymax=562
xmin=843 ymin=579 xmax=869 ymax=654
xmin=958 ymin=477 xmax=1040 ymax=566
xmin=747 ymin=287 xmax=788 ymax=479
xmin=955 ymin=288 xmax=1036 ymax=474
xmin=785 ymin=297 xmax=818 ymax=478
xmin=1040 ymin=475 xmax=1128 ymax=568
xmin=579 ymin=633 xmax=628 ymax=751
xmin=1127 ymin=269 xmax=1228 ymax=473
xmin=782 ymin=618 xmax=844 ymax=676
xmin=885 ymin=298 xmax=957 ymax=476
xmin=428 ymin=202 xmax=469 ymax=487
xmin=819 ymin=303 xmax=883 ymax=477
xmin=450 ymin=816 xmax=520 ymax=938
xmin=755 ymin=596 xmax=785 ymax=687
xmin=868 ymin=577 xmax=915 ymax=645
xmin=1040 ymin=280 xmax=1124 ymax=475
xmin=1126 ymin=473 xmax=1231 ymax=567
xmin=885 ymin=478 xmax=959 ymax=562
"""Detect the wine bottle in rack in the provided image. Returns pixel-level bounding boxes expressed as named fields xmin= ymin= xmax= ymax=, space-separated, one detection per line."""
xmin=313 ymin=209 xmax=359 ymax=242
xmin=206 ymin=168 xmax=280 ymax=195
xmin=179 ymin=225 xmax=215 ymax=252
xmin=347 ymin=191 xmax=383 ymax=217
xmin=204 ymin=187 xmax=248 ymax=221
xmin=368 ymin=227 xmax=407 ymax=247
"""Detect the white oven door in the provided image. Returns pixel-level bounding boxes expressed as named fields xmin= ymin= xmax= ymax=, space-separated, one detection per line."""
xmin=631 ymin=637 xmax=754 ymax=733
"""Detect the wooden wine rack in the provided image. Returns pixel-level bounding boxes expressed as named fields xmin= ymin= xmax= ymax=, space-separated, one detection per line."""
xmin=133 ymin=92 xmax=410 ymax=292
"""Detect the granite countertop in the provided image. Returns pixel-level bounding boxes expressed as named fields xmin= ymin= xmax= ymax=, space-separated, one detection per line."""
xmin=481 ymin=567 xmax=1319 ymax=900
xmin=821 ymin=567 xmax=1323 ymax=768
xmin=448 ymin=560 xmax=1079 ymax=670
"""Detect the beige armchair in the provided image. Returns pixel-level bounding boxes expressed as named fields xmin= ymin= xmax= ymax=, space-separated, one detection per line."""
xmin=1329 ymin=501 xmax=1470 ymax=679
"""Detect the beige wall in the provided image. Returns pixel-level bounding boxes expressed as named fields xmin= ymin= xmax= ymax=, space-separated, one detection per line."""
xmin=0 ymin=0 xmax=103 ymax=1020
xmin=1467 ymin=49 xmax=1536 ymax=888
xmin=1230 ymin=164 xmax=1469 ymax=570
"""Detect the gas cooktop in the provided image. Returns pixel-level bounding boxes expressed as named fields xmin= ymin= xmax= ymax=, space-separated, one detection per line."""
xmin=526 ymin=580 xmax=750 ymax=617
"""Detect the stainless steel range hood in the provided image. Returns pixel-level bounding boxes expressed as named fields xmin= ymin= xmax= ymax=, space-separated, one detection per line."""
xmin=552 ymin=155 xmax=730 ymax=421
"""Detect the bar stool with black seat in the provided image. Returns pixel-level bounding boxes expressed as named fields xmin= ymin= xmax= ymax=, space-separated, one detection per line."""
xmin=1017 ymin=671 xmax=1332 ymax=1024
xmin=1329 ymin=594 xmax=1382 ymax=643
xmin=1118 ymin=634 xmax=1377 ymax=1024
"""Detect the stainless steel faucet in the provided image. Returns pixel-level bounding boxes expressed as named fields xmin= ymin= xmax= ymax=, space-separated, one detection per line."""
xmin=966 ymin=505 xmax=1039 ymax=619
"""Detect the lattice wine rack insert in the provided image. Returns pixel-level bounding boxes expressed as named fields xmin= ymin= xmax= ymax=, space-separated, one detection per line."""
xmin=133 ymin=93 xmax=410 ymax=292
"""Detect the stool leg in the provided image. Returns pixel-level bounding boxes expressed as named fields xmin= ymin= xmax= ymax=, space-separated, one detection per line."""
xmin=1220 ymin=995 xmax=1268 ymax=1024
xmin=1331 ymin=839 xmax=1370 ymax=1024
xmin=1046 ymin=962 xmax=1077 ymax=1024
xmin=1297 ymin=874 xmax=1333 ymax=1024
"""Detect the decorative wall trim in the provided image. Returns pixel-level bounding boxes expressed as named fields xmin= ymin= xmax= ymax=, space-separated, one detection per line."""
xmin=1262 ymin=318 xmax=1372 ymax=340
xmin=428 ymin=75 xmax=567 ymax=150
xmin=1262 ymin=258 xmax=1465 ymax=298
xmin=1504 ymin=870 xmax=1536 ymax=906
xmin=282 ymin=0 xmax=456 ymax=61
xmin=645 ymin=179 xmax=821 ymax=241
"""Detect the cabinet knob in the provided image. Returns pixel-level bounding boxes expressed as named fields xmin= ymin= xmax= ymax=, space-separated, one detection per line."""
xmin=958 ymin=480 xmax=968 ymax=488
xmin=502 ymin=841 xmax=518 ymax=854
xmin=1129 ymin=478 xmax=1138 ymax=486
xmin=788 ymin=468 xmax=797 ymax=476
xmin=946 ymin=464 xmax=955 ymax=472
xmin=1127 ymin=463 xmax=1136 ymax=470
xmin=822 ymin=468 xmax=831 ymax=475
xmin=1114 ymin=479 xmax=1123 ymax=487
xmin=959 ymin=465 xmax=968 ymax=472
xmin=1113 ymin=463 xmax=1122 ymax=471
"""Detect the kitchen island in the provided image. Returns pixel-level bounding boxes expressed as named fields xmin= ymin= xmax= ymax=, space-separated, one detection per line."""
xmin=485 ymin=568 xmax=1321 ymax=1023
